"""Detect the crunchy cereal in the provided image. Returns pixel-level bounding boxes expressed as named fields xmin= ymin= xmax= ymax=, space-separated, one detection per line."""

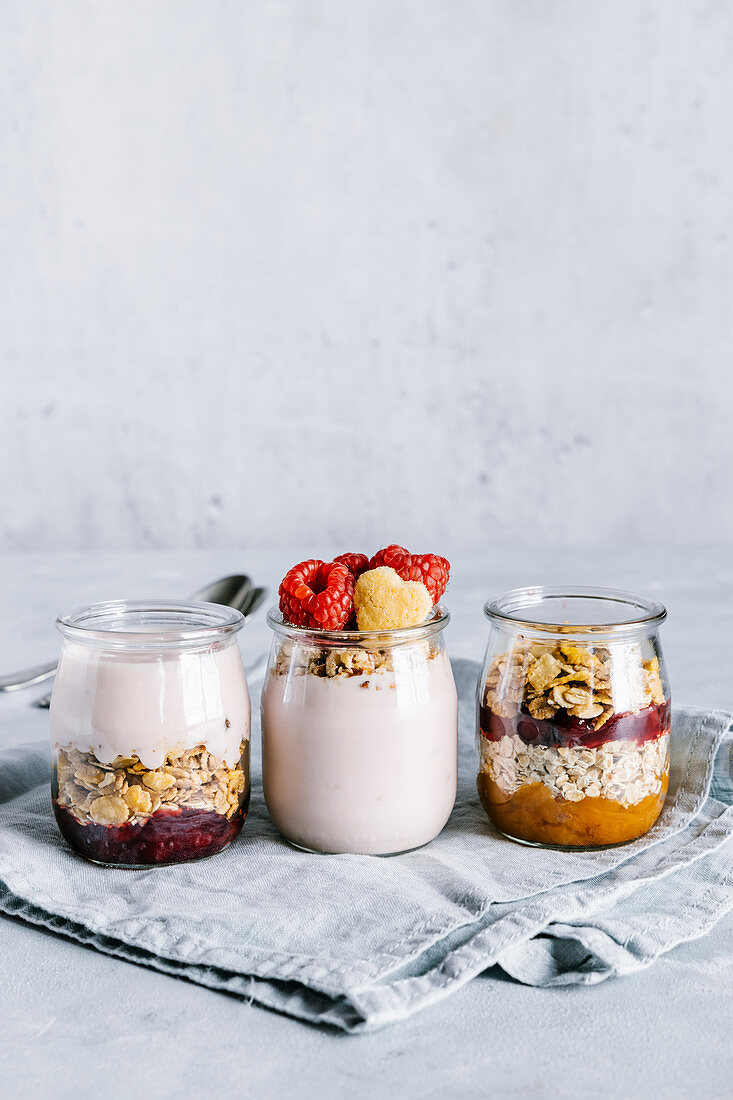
xmin=123 ymin=785 xmax=152 ymax=814
xmin=54 ymin=741 xmax=248 ymax=826
xmin=271 ymin=640 xmax=441 ymax=679
xmin=89 ymin=794 xmax=129 ymax=825
xmin=480 ymin=733 xmax=669 ymax=807
xmin=483 ymin=638 xmax=666 ymax=731
xmin=142 ymin=771 xmax=176 ymax=792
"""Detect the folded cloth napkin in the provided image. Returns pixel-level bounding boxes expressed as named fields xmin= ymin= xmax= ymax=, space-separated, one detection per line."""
xmin=0 ymin=659 xmax=731 ymax=1032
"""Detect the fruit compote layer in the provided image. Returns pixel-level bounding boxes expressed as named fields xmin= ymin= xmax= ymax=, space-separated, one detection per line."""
xmin=480 ymin=699 xmax=670 ymax=750
xmin=477 ymin=770 xmax=669 ymax=848
xmin=53 ymin=794 xmax=249 ymax=866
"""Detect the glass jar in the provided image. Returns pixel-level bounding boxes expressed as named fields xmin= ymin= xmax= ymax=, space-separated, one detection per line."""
xmin=50 ymin=600 xmax=251 ymax=867
xmin=261 ymin=607 xmax=458 ymax=855
xmin=477 ymin=587 xmax=670 ymax=849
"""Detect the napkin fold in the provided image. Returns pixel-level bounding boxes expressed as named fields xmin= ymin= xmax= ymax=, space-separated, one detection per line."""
xmin=0 ymin=659 xmax=730 ymax=1032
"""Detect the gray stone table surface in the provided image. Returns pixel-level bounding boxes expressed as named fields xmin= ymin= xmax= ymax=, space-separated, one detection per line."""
xmin=0 ymin=547 xmax=731 ymax=1099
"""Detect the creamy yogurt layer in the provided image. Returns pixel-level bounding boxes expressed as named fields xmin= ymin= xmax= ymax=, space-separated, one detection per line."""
xmin=50 ymin=640 xmax=250 ymax=770
xmin=261 ymin=648 xmax=457 ymax=855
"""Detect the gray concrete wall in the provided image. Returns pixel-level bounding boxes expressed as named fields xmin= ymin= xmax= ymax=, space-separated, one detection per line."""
xmin=2 ymin=1 xmax=731 ymax=550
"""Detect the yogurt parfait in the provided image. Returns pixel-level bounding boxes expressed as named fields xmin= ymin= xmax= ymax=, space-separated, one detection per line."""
xmin=477 ymin=587 xmax=671 ymax=848
xmin=261 ymin=547 xmax=458 ymax=854
xmin=50 ymin=600 xmax=251 ymax=866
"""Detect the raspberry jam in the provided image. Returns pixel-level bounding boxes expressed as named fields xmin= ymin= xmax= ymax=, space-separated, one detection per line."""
xmin=53 ymin=794 xmax=249 ymax=867
xmin=480 ymin=699 xmax=670 ymax=750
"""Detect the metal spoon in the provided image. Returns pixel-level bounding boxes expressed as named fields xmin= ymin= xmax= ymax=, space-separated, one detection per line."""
xmin=0 ymin=575 xmax=267 ymax=694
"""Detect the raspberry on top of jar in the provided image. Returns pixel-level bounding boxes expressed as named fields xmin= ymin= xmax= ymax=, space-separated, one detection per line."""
xmin=278 ymin=545 xmax=451 ymax=632
xmin=273 ymin=545 xmax=451 ymax=685
xmin=477 ymin=587 xmax=670 ymax=849
xmin=263 ymin=545 xmax=457 ymax=855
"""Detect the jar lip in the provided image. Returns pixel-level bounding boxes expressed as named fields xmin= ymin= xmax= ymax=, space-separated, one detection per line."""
xmin=266 ymin=604 xmax=450 ymax=645
xmin=56 ymin=599 xmax=245 ymax=648
xmin=484 ymin=585 xmax=667 ymax=637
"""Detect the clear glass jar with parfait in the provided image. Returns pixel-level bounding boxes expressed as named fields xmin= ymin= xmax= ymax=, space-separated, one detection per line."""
xmin=477 ymin=587 xmax=670 ymax=849
xmin=261 ymin=607 xmax=458 ymax=855
xmin=50 ymin=600 xmax=251 ymax=867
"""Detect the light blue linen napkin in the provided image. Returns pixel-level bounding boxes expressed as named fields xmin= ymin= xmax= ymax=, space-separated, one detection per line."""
xmin=0 ymin=659 xmax=730 ymax=1032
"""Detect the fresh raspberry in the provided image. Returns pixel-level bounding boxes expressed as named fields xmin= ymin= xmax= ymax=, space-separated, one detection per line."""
xmin=369 ymin=544 xmax=411 ymax=574
xmin=369 ymin=545 xmax=450 ymax=604
xmin=278 ymin=559 xmax=355 ymax=630
xmin=334 ymin=553 xmax=370 ymax=580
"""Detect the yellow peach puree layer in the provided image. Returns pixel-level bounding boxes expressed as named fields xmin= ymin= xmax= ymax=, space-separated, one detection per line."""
xmin=477 ymin=766 xmax=669 ymax=848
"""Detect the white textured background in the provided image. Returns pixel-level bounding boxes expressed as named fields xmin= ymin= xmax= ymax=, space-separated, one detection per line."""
xmin=2 ymin=0 xmax=732 ymax=552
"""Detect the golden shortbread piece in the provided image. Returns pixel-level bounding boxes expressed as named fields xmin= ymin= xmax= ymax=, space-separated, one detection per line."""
xmin=354 ymin=567 xmax=432 ymax=631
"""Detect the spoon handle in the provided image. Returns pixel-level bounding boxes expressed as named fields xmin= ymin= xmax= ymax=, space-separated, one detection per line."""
xmin=0 ymin=660 xmax=58 ymax=692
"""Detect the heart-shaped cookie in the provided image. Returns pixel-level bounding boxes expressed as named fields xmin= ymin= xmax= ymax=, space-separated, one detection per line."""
xmin=354 ymin=567 xmax=433 ymax=631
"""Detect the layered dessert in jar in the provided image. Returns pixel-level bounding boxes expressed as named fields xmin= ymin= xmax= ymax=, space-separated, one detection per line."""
xmin=50 ymin=601 xmax=251 ymax=866
xmin=261 ymin=546 xmax=458 ymax=854
xmin=477 ymin=588 xmax=671 ymax=849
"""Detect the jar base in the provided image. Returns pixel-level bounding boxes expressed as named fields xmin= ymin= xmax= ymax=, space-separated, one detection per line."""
xmin=282 ymin=834 xmax=442 ymax=857
xmin=492 ymin=826 xmax=649 ymax=852
xmin=53 ymin=799 xmax=248 ymax=867
xmin=477 ymin=773 xmax=667 ymax=851
xmin=69 ymin=840 xmax=238 ymax=869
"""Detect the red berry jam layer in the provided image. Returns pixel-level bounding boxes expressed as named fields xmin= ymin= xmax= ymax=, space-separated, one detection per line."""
xmin=480 ymin=699 xmax=670 ymax=751
xmin=53 ymin=796 xmax=249 ymax=866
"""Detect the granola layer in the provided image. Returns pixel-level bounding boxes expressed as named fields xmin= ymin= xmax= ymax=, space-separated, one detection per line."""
xmin=54 ymin=741 xmax=248 ymax=826
xmin=483 ymin=639 xmax=665 ymax=730
xmin=271 ymin=642 xmax=438 ymax=679
xmin=480 ymin=732 xmax=669 ymax=806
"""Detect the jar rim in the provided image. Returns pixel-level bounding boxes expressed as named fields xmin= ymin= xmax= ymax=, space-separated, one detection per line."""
xmin=56 ymin=599 xmax=245 ymax=649
xmin=266 ymin=604 xmax=450 ymax=646
xmin=484 ymin=585 xmax=667 ymax=637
